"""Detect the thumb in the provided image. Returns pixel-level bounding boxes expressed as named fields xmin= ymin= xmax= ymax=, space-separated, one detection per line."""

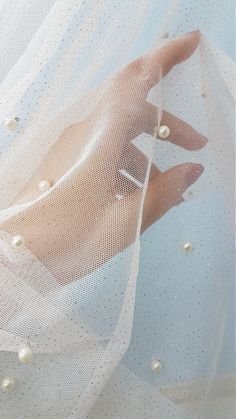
xmin=141 ymin=162 xmax=204 ymax=232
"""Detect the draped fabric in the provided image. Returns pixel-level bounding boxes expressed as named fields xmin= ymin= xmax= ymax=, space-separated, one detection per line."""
xmin=0 ymin=1 xmax=235 ymax=418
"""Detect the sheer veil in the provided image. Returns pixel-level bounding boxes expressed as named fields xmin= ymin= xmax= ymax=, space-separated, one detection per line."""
xmin=0 ymin=1 xmax=235 ymax=418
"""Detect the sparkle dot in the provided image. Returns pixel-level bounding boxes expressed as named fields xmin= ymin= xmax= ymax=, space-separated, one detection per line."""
xmin=161 ymin=32 xmax=169 ymax=39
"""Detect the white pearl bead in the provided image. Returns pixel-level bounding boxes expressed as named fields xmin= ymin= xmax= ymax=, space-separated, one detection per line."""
xmin=183 ymin=242 xmax=193 ymax=252
xmin=18 ymin=345 xmax=33 ymax=364
xmin=11 ymin=234 xmax=25 ymax=249
xmin=157 ymin=125 xmax=170 ymax=139
xmin=4 ymin=117 xmax=18 ymax=130
xmin=38 ymin=179 xmax=52 ymax=192
xmin=1 ymin=377 xmax=15 ymax=392
xmin=151 ymin=359 xmax=163 ymax=373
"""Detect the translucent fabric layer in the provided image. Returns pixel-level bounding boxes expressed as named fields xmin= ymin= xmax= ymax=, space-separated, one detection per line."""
xmin=0 ymin=1 xmax=235 ymax=418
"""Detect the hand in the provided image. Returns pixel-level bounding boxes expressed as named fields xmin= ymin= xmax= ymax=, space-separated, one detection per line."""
xmin=3 ymin=30 xmax=207 ymax=284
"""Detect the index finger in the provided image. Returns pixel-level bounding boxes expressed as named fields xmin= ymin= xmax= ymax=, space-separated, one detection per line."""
xmin=118 ymin=30 xmax=200 ymax=94
xmin=152 ymin=30 xmax=200 ymax=79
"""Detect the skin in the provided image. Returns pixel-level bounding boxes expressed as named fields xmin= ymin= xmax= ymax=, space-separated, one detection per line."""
xmin=2 ymin=30 xmax=207 ymax=284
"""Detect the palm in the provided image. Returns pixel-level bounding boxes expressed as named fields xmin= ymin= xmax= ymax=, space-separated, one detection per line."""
xmin=2 ymin=31 xmax=207 ymax=283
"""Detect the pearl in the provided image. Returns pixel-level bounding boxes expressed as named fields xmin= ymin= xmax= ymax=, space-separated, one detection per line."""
xmin=18 ymin=345 xmax=33 ymax=364
xmin=38 ymin=179 xmax=52 ymax=192
xmin=157 ymin=125 xmax=170 ymax=139
xmin=4 ymin=117 xmax=19 ymax=130
xmin=151 ymin=359 xmax=163 ymax=373
xmin=183 ymin=242 xmax=193 ymax=252
xmin=153 ymin=125 xmax=170 ymax=140
xmin=1 ymin=377 xmax=15 ymax=392
xmin=11 ymin=234 xmax=25 ymax=249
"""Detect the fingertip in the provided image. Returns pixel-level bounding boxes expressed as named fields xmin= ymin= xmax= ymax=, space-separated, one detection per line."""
xmin=181 ymin=29 xmax=201 ymax=54
xmin=193 ymin=135 xmax=208 ymax=150
xmin=184 ymin=29 xmax=201 ymax=39
xmin=161 ymin=29 xmax=201 ymax=72
xmin=184 ymin=162 xmax=204 ymax=186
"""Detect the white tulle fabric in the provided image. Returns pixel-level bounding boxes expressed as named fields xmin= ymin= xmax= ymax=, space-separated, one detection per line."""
xmin=0 ymin=1 xmax=235 ymax=418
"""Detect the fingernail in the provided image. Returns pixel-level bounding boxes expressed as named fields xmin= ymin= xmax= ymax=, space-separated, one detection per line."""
xmin=202 ymin=136 xmax=208 ymax=144
xmin=185 ymin=163 xmax=204 ymax=186
xmin=185 ymin=30 xmax=200 ymax=37
xmin=198 ymin=135 xmax=208 ymax=148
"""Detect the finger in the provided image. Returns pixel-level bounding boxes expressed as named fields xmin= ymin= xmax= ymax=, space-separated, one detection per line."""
xmin=96 ymin=100 xmax=207 ymax=154
xmin=160 ymin=110 xmax=208 ymax=150
xmin=141 ymin=162 xmax=204 ymax=232
xmin=118 ymin=30 xmax=200 ymax=95
xmin=144 ymin=102 xmax=208 ymax=150
xmin=149 ymin=163 xmax=161 ymax=180
xmin=115 ymin=143 xmax=161 ymax=195
xmin=152 ymin=30 xmax=200 ymax=80
xmin=119 ymin=143 xmax=161 ymax=183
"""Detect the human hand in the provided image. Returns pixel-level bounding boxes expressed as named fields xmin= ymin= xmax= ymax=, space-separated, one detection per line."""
xmin=3 ymin=30 xmax=207 ymax=283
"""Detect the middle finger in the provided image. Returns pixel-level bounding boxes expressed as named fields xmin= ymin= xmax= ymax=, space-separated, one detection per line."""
xmin=144 ymin=102 xmax=208 ymax=150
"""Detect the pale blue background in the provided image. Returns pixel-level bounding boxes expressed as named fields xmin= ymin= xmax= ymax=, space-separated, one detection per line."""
xmin=0 ymin=0 xmax=234 ymax=386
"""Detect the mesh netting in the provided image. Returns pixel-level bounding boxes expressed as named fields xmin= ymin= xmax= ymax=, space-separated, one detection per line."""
xmin=0 ymin=1 xmax=235 ymax=418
